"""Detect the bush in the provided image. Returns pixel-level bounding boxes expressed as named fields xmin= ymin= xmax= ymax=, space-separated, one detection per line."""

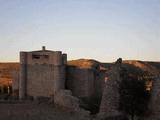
xmin=119 ymin=68 xmax=150 ymax=120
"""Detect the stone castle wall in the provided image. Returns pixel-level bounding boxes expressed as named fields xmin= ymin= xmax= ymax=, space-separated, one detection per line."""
xmin=53 ymin=65 xmax=66 ymax=94
xmin=66 ymin=66 xmax=94 ymax=98
xmin=66 ymin=66 xmax=106 ymax=99
xmin=26 ymin=64 xmax=54 ymax=97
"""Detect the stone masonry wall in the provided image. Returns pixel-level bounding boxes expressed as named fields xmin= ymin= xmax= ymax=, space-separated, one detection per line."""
xmin=147 ymin=76 xmax=160 ymax=120
xmin=53 ymin=65 xmax=66 ymax=94
xmin=27 ymin=64 xmax=54 ymax=97
xmin=12 ymin=70 xmax=19 ymax=94
xmin=94 ymin=71 xmax=106 ymax=98
xmin=66 ymin=66 xmax=94 ymax=98
xmin=98 ymin=59 xmax=122 ymax=119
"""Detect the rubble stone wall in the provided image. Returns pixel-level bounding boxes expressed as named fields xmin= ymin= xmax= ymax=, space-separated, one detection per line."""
xmin=98 ymin=59 xmax=122 ymax=119
xmin=147 ymin=76 xmax=160 ymax=120
xmin=94 ymin=71 xmax=106 ymax=98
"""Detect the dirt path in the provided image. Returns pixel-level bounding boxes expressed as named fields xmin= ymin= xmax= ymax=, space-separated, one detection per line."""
xmin=0 ymin=101 xmax=87 ymax=120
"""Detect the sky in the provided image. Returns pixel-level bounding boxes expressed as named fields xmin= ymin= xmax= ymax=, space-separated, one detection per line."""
xmin=0 ymin=0 xmax=160 ymax=62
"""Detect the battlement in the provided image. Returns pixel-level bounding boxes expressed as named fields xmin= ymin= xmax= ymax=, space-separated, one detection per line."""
xmin=20 ymin=46 xmax=67 ymax=65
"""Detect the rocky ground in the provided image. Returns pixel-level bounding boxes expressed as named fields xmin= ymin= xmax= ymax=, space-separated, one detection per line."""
xmin=0 ymin=101 xmax=92 ymax=120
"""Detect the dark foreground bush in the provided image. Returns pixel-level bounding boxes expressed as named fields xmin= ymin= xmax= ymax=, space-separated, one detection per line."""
xmin=103 ymin=115 xmax=128 ymax=120
xmin=79 ymin=96 xmax=101 ymax=114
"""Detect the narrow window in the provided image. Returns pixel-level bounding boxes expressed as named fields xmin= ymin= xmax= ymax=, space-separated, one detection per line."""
xmin=32 ymin=55 xmax=40 ymax=59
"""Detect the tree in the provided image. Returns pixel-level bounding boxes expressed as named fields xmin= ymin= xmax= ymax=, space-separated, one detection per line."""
xmin=119 ymin=68 xmax=150 ymax=120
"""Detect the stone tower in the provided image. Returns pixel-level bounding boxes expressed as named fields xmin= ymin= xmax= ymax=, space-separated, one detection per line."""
xmin=19 ymin=46 xmax=67 ymax=99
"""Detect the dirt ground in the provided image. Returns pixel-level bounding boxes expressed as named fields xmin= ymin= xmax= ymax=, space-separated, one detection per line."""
xmin=0 ymin=101 xmax=91 ymax=120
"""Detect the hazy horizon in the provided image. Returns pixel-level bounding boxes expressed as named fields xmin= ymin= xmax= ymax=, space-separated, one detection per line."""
xmin=0 ymin=0 xmax=159 ymax=62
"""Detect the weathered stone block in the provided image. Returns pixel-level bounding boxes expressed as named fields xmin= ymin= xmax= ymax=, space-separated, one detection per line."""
xmin=54 ymin=90 xmax=80 ymax=111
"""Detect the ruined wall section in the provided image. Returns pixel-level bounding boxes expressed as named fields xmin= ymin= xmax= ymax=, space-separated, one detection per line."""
xmin=66 ymin=66 xmax=94 ymax=98
xmin=94 ymin=70 xmax=106 ymax=98
xmin=98 ymin=58 xmax=122 ymax=119
xmin=147 ymin=76 xmax=160 ymax=120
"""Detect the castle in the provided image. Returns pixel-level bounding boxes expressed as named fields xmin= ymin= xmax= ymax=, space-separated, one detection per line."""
xmin=17 ymin=46 xmax=105 ymax=103
xmin=11 ymin=47 xmax=159 ymax=119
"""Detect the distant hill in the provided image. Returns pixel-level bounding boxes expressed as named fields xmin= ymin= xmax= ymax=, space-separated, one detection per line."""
xmin=0 ymin=59 xmax=160 ymax=86
xmin=0 ymin=63 xmax=19 ymax=86
xmin=68 ymin=59 xmax=160 ymax=74
xmin=123 ymin=60 xmax=160 ymax=75
xmin=67 ymin=59 xmax=100 ymax=69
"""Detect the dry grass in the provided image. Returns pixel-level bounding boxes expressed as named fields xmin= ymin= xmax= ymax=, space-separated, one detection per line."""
xmin=67 ymin=59 xmax=100 ymax=69
xmin=0 ymin=63 xmax=19 ymax=86
xmin=123 ymin=60 xmax=160 ymax=75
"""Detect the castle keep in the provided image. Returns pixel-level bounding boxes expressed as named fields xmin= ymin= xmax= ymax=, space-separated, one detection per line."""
xmin=19 ymin=46 xmax=67 ymax=99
